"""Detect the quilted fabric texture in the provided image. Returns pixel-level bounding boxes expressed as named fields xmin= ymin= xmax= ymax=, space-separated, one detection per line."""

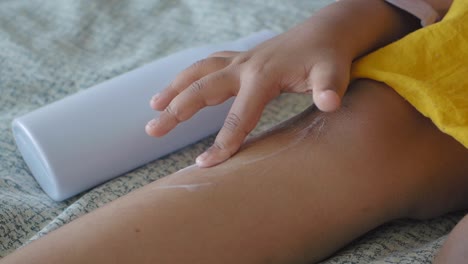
xmin=0 ymin=0 xmax=464 ymax=262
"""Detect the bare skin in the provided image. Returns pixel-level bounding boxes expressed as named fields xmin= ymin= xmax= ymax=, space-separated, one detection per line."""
xmin=146 ymin=0 xmax=423 ymax=167
xmin=145 ymin=0 xmax=452 ymax=168
xmin=2 ymin=79 xmax=468 ymax=264
xmin=434 ymin=214 xmax=468 ymax=263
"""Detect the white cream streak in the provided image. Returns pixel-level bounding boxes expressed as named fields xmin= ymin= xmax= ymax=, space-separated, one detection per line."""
xmin=241 ymin=115 xmax=328 ymax=165
xmin=154 ymin=182 xmax=213 ymax=191
xmin=174 ymin=164 xmax=197 ymax=174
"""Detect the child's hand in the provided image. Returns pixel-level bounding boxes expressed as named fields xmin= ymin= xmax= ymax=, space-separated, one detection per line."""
xmin=146 ymin=28 xmax=352 ymax=167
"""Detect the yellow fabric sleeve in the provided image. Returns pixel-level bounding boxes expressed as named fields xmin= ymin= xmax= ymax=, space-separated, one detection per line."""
xmin=351 ymin=0 xmax=468 ymax=148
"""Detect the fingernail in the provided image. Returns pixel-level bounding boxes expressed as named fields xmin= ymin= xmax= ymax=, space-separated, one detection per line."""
xmin=196 ymin=152 xmax=209 ymax=164
xmin=317 ymin=90 xmax=340 ymax=112
xmin=146 ymin=119 xmax=159 ymax=128
xmin=319 ymin=90 xmax=335 ymax=98
xmin=151 ymin=93 xmax=160 ymax=102
xmin=197 ymin=152 xmax=208 ymax=162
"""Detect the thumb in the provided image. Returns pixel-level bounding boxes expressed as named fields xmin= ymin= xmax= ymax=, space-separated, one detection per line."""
xmin=309 ymin=60 xmax=350 ymax=112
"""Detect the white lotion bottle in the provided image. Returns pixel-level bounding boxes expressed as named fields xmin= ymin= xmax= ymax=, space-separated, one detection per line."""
xmin=12 ymin=30 xmax=276 ymax=201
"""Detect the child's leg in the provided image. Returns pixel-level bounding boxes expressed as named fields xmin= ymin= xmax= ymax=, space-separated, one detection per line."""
xmin=2 ymin=80 xmax=468 ymax=264
xmin=434 ymin=214 xmax=468 ymax=263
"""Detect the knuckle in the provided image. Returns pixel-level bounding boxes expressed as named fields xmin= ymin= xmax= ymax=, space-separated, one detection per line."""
xmin=222 ymin=113 xmax=248 ymax=137
xmin=223 ymin=113 xmax=241 ymax=133
xmin=210 ymin=50 xmax=231 ymax=57
xmin=164 ymin=104 xmax=183 ymax=122
xmin=212 ymin=140 xmax=227 ymax=151
xmin=164 ymin=104 xmax=176 ymax=116
xmin=231 ymin=54 xmax=250 ymax=65
xmin=209 ymin=51 xmax=223 ymax=57
xmin=191 ymin=58 xmax=209 ymax=70
xmin=191 ymin=57 xmax=230 ymax=73
xmin=187 ymin=80 xmax=208 ymax=108
xmin=243 ymin=62 xmax=270 ymax=80
xmin=188 ymin=80 xmax=204 ymax=94
xmin=211 ymin=71 xmax=233 ymax=90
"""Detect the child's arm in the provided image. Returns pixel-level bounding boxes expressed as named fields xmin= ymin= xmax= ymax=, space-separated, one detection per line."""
xmin=146 ymin=0 xmax=452 ymax=168
xmin=387 ymin=0 xmax=453 ymax=26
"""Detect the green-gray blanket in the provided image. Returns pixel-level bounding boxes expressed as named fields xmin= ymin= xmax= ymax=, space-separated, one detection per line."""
xmin=0 ymin=0 xmax=463 ymax=262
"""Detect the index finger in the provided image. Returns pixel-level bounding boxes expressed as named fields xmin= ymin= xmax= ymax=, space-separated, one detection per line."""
xmin=196 ymin=77 xmax=273 ymax=167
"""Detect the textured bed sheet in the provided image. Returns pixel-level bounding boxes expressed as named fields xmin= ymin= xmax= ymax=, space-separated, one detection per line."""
xmin=0 ymin=0 xmax=465 ymax=262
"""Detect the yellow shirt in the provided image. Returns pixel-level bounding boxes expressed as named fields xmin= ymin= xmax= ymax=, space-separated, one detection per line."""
xmin=351 ymin=0 xmax=468 ymax=148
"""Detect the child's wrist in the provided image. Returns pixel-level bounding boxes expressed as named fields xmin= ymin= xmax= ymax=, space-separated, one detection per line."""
xmin=308 ymin=0 xmax=420 ymax=60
